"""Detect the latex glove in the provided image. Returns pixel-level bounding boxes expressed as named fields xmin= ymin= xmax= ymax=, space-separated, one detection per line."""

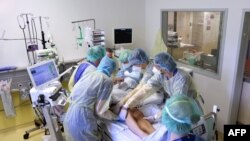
xmin=143 ymin=116 xmax=156 ymax=123
xmin=143 ymin=111 xmax=162 ymax=123
xmin=118 ymin=106 xmax=128 ymax=121
xmin=116 ymin=116 xmax=126 ymax=122
xmin=154 ymin=111 xmax=162 ymax=120
xmin=124 ymin=71 xmax=130 ymax=76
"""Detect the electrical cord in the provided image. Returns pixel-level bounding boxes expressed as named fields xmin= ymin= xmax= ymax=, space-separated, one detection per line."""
xmin=17 ymin=15 xmax=26 ymax=30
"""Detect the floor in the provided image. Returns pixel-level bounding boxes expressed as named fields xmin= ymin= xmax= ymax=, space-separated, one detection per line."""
xmin=0 ymin=93 xmax=34 ymax=131
xmin=0 ymin=122 xmax=46 ymax=141
xmin=0 ymin=92 xmax=65 ymax=141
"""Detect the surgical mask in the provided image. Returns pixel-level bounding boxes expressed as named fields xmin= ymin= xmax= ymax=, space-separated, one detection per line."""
xmin=122 ymin=63 xmax=130 ymax=69
xmin=152 ymin=66 xmax=161 ymax=75
xmin=132 ymin=66 xmax=142 ymax=71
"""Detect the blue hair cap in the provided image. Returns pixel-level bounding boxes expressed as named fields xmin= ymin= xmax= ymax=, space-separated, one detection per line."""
xmin=128 ymin=48 xmax=148 ymax=65
xmin=154 ymin=52 xmax=176 ymax=72
xmin=118 ymin=49 xmax=132 ymax=63
xmin=97 ymin=56 xmax=116 ymax=77
xmin=87 ymin=45 xmax=106 ymax=62
xmin=162 ymin=94 xmax=202 ymax=135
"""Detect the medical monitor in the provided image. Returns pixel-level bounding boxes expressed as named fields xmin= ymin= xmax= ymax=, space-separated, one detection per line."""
xmin=114 ymin=28 xmax=133 ymax=45
xmin=27 ymin=59 xmax=59 ymax=88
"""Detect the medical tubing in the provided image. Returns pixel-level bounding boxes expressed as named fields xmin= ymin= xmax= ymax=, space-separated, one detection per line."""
xmin=17 ymin=15 xmax=31 ymax=64
xmin=31 ymin=19 xmax=35 ymax=44
xmin=31 ymin=18 xmax=37 ymax=64
xmin=31 ymin=18 xmax=38 ymax=44
xmin=39 ymin=16 xmax=46 ymax=49
xmin=22 ymin=28 xmax=31 ymax=65
xmin=78 ymin=26 xmax=83 ymax=39
xmin=17 ymin=15 xmax=26 ymax=30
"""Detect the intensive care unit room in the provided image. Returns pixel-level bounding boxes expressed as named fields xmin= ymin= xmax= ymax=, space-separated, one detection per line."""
xmin=1 ymin=0 xmax=250 ymax=141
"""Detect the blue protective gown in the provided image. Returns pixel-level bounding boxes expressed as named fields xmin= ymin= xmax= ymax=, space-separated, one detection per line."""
xmin=64 ymin=71 xmax=118 ymax=141
xmin=68 ymin=61 xmax=97 ymax=92
xmin=140 ymin=61 xmax=154 ymax=84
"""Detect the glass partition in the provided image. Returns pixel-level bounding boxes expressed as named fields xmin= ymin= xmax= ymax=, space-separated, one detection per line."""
xmin=161 ymin=10 xmax=226 ymax=74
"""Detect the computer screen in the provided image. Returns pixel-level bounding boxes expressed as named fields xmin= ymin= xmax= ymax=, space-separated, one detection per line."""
xmin=27 ymin=59 xmax=59 ymax=88
xmin=114 ymin=28 xmax=132 ymax=45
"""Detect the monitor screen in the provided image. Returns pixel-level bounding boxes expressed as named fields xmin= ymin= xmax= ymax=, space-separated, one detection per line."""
xmin=27 ymin=59 xmax=59 ymax=88
xmin=114 ymin=28 xmax=132 ymax=45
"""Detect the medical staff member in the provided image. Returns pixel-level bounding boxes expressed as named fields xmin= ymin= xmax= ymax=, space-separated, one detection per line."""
xmin=160 ymin=94 xmax=204 ymax=141
xmin=111 ymin=48 xmax=150 ymax=104
xmin=106 ymin=47 xmax=114 ymax=58
xmin=113 ymin=48 xmax=150 ymax=90
xmin=118 ymin=52 xmax=203 ymax=119
xmin=147 ymin=52 xmax=198 ymax=98
xmin=105 ymin=47 xmax=119 ymax=74
xmin=114 ymin=49 xmax=132 ymax=82
xmin=127 ymin=48 xmax=149 ymax=81
xmin=113 ymin=48 xmax=155 ymax=112
xmin=68 ymin=45 xmax=105 ymax=91
xmin=64 ymin=56 xmax=121 ymax=141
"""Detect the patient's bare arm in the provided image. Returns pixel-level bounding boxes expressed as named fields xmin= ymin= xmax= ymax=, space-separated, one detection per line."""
xmin=125 ymin=108 xmax=155 ymax=138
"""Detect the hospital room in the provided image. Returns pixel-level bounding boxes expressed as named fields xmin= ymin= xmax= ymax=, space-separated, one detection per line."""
xmin=1 ymin=0 xmax=250 ymax=141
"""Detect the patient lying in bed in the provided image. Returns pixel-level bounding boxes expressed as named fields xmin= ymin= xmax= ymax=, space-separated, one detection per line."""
xmin=110 ymin=60 xmax=164 ymax=139
xmin=109 ymin=89 xmax=165 ymax=139
xmin=106 ymin=92 xmax=206 ymax=141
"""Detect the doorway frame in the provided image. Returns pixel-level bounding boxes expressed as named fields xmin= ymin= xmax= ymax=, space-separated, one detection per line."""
xmin=229 ymin=9 xmax=250 ymax=124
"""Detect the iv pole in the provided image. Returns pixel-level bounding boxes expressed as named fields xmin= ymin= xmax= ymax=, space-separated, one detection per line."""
xmin=39 ymin=16 xmax=47 ymax=49
xmin=71 ymin=19 xmax=95 ymax=29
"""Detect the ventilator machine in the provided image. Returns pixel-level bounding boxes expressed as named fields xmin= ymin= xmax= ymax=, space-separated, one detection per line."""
xmin=24 ymin=59 xmax=73 ymax=141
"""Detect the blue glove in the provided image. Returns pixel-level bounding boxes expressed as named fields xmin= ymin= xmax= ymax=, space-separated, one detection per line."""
xmin=118 ymin=106 xmax=128 ymax=121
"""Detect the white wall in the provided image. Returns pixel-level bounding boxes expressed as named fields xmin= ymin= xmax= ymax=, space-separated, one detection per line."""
xmin=0 ymin=0 xmax=145 ymax=67
xmin=145 ymin=0 xmax=250 ymax=133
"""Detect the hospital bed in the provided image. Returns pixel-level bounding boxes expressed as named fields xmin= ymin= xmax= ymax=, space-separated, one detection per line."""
xmin=99 ymin=93 xmax=219 ymax=141
xmin=99 ymin=120 xmax=163 ymax=141
xmin=101 ymin=65 xmax=219 ymax=141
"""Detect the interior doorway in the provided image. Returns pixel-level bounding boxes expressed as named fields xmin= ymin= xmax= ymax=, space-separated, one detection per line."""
xmin=233 ymin=11 xmax=250 ymax=124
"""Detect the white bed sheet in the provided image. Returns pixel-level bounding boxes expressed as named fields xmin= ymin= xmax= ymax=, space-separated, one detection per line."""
xmin=101 ymin=121 xmax=164 ymax=141
xmin=100 ymin=103 xmax=166 ymax=141
xmin=104 ymin=87 xmax=166 ymax=141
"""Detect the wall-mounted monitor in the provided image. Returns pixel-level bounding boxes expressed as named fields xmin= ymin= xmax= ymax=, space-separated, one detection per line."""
xmin=114 ymin=28 xmax=133 ymax=45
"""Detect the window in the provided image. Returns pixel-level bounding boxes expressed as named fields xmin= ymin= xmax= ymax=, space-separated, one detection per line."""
xmin=161 ymin=10 xmax=226 ymax=76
